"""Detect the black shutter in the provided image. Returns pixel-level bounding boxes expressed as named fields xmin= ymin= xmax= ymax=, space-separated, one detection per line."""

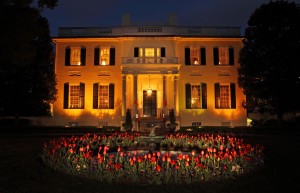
xmin=134 ymin=47 xmax=139 ymax=57
xmin=215 ymin=83 xmax=220 ymax=108
xmin=110 ymin=48 xmax=115 ymax=65
xmin=229 ymin=47 xmax=234 ymax=65
xmin=80 ymin=48 xmax=86 ymax=66
xmin=201 ymin=83 xmax=207 ymax=109
xmin=93 ymin=83 xmax=99 ymax=109
xmin=109 ymin=84 xmax=114 ymax=109
xmin=65 ymin=48 xmax=70 ymax=66
xmin=200 ymin=47 xmax=206 ymax=65
xmin=185 ymin=84 xmax=191 ymax=109
xmin=185 ymin=48 xmax=191 ymax=65
xmin=213 ymin=47 xmax=219 ymax=65
xmin=161 ymin=47 xmax=166 ymax=57
xmin=230 ymin=83 xmax=236 ymax=108
xmin=63 ymin=83 xmax=69 ymax=109
xmin=94 ymin=48 xmax=100 ymax=65
xmin=79 ymin=83 xmax=85 ymax=109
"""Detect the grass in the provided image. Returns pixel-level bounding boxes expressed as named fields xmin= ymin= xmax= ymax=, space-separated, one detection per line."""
xmin=0 ymin=126 xmax=300 ymax=193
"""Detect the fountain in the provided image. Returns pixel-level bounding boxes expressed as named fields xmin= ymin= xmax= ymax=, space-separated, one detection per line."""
xmin=140 ymin=125 xmax=165 ymax=152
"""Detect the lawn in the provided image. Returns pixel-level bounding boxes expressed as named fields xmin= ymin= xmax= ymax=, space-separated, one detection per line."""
xmin=0 ymin=126 xmax=299 ymax=193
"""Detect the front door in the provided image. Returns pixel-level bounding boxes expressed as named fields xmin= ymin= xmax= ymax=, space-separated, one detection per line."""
xmin=143 ymin=90 xmax=157 ymax=117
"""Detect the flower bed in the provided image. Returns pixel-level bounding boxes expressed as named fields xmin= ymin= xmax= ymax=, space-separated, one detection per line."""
xmin=41 ymin=132 xmax=264 ymax=184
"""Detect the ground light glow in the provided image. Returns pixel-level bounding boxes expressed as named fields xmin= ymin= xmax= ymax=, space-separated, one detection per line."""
xmin=41 ymin=132 xmax=264 ymax=184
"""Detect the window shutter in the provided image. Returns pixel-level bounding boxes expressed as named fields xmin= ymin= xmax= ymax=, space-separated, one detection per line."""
xmin=65 ymin=48 xmax=70 ymax=66
xmin=214 ymin=83 xmax=220 ymax=108
xmin=134 ymin=47 xmax=139 ymax=57
xmin=93 ymin=83 xmax=99 ymax=109
xmin=63 ymin=83 xmax=69 ymax=109
xmin=213 ymin=48 xmax=219 ymax=65
xmin=161 ymin=47 xmax=166 ymax=57
xmin=185 ymin=84 xmax=191 ymax=109
xmin=94 ymin=48 xmax=100 ymax=65
xmin=229 ymin=47 xmax=234 ymax=65
xmin=110 ymin=48 xmax=115 ymax=65
xmin=201 ymin=83 xmax=207 ymax=109
xmin=200 ymin=47 xmax=206 ymax=65
xmin=230 ymin=83 xmax=236 ymax=108
xmin=79 ymin=83 xmax=85 ymax=109
xmin=80 ymin=48 xmax=86 ymax=66
xmin=109 ymin=83 xmax=114 ymax=109
xmin=185 ymin=48 xmax=191 ymax=65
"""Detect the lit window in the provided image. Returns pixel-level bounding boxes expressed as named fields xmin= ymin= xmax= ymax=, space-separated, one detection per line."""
xmin=99 ymin=85 xmax=109 ymax=109
xmin=219 ymin=47 xmax=229 ymax=65
xmin=220 ymin=85 xmax=230 ymax=108
xmin=70 ymin=85 xmax=80 ymax=108
xmin=145 ymin=48 xmax=155 ymax=57
xmin=191 ymin=85 xmax=201 ymax=108
xmin=71 ymin=47 xmax=81 ymax=65
xmin=100 ymin=48 xmax=110 ymax=65
xmin=190 ymin=48 xmax=199 ymax=65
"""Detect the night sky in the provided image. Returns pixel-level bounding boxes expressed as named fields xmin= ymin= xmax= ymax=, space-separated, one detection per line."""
xmin=41 ymin=0 xmax=300 ymax=37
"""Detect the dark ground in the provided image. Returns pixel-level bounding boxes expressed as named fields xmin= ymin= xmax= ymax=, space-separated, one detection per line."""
xmin=0 ymin=126 xmax=299 ymax=193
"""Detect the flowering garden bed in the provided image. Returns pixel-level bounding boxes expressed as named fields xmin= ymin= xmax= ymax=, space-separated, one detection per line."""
xmin=41 ymin=132 xmax=264 ymax=185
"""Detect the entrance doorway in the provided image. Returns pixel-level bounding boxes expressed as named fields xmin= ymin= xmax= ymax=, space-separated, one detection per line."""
xmin=143 ymin=90 xmax=157 ymax=117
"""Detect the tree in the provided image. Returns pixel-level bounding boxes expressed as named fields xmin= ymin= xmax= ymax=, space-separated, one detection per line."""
xmin=122 ymin=109 xmax=133 ymax=131
xmin=238 ymin=1 xmax=300 ymax=124
xmin=0 ymin=0 xmax=58 ymax=117
xmin=167 ymin=108 xmax=176 ymax=131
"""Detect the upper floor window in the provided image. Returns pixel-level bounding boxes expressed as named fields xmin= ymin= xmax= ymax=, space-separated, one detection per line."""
xmin=145 ymin=48 xmax=155 ymax=57
xmin=185 ymin=47 xmax=206 ymax=65
xmin=185 ymin=83 xmax=207 ymax=109
xmin=94 ymin=47 xmax=115 ymax=66
xmin=63 ymin=82 xmax=85 ymax=109
xmin=213 ymin=47 xmax=234 ymax=65
xmin=65 ymin=47 xmax=86 ymax=66
xmin=93 ymin=83 xmax=114 ymax=109
xmin=214 ymin=83 xmax=236 ymax=109
xmin=134 ymin=47 xmax=165 ymax=57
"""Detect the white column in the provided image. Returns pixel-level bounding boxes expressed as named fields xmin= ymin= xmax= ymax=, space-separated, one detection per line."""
xmin=133 ymin=75 xmax=138 ymax=116
xmin=174 ymin=76 xmax=178 ymax=115
xmin=122 ymin=75 xmax=126 ymax=117
xmin=163 ymin=75 xmax=167 ymax=115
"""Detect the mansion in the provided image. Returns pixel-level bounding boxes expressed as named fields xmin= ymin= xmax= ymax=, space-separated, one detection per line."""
xmin=52 ymin=14 xmax=247 ymax=129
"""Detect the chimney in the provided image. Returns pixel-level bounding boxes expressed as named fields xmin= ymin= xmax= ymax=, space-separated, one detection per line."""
xmin=122 ymin=13 xmax=131 ymax=26
xmin=168 ymin=14 xmax=177 ymax=26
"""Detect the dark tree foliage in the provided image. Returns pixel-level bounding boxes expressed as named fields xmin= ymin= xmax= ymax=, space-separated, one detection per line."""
xmin=238 ymin=1 xmax=300 ymax=122
xmin=0 ymin=0 xmax=58 ymax=117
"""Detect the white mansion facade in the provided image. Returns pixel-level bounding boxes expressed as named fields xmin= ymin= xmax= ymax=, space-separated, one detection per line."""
xmin=52 ymin=15 xmax=247 ymax=128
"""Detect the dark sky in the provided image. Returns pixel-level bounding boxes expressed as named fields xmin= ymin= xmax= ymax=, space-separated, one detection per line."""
xmin=41 ymin=0 xmax=300 ymax=37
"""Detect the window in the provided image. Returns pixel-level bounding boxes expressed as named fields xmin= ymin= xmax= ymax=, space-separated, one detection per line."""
xmin=134 ymin=47 xmax=165 ymax=64
xmin=213 ymin=47 xmax=234 ymax=65
xmin=134 ymin=47 xmax=164 ymax=57
xmin=65 ymin=47 xmax=86 ymax=66
xmin=100 ymin=48 xmax=110 ymax=65
xmin=63 ymin=83 xmax=85 ymax=109
xmin=185 ymin=47 xmax=206 ymax=65
xmin=70 ymin=85 xmax=80 ymax=108
xmin=215 ymin=83 xmax=236 ymax=109
xmin=71 ymin=47 xmax=81 ymax=65
xmin=185 ymin=83 xmax=207 ymax=109
xmin=191 ymin=48 xmax=199 ymax=65
xmin=93 ymin=83 xmax=114 ymax=109
xmin=145 ymin=48 xmax=155 ymax=57
xmin=94 ymin=47 xmax=115 ymax=66
xmin=99 ymin=85 xmax=109 ymax=108
xmin=191 ymin=85 xmax=201 ymax=108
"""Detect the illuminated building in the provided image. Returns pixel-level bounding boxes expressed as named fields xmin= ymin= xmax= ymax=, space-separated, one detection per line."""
xmin=52 ymin=14 xmax=246 ymax=128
